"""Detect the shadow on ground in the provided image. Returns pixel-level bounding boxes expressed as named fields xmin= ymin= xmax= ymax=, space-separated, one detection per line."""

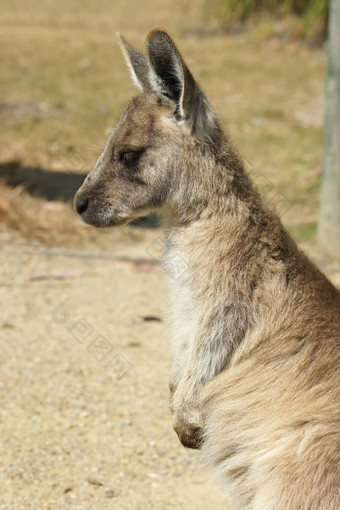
xmin=0 ymin=162 xmax=159 ymax=228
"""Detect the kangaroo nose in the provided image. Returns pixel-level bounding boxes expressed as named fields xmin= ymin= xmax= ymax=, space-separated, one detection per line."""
xmin=75 ymin=193 xmax=89 ymax=215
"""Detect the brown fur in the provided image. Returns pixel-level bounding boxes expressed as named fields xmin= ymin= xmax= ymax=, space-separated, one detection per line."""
xmin=75 ymin=30 xmax=340 ymax=509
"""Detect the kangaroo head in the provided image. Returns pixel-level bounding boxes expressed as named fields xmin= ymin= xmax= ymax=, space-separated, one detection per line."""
xmin=75 ymin=29 xmax=222 ymax=227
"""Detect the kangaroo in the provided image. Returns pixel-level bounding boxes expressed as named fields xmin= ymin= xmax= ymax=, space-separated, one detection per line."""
xmin=74 ymin=30 xmax=340 ymax=509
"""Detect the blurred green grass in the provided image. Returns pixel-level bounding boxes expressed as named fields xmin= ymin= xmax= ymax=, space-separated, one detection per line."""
xmin=204 ymin=0 xmax=328 ymax=44
xmin=287 ymin=221 xmax=318 ymax=242
xmin=0 ymin=0 xmax=326 ymax=246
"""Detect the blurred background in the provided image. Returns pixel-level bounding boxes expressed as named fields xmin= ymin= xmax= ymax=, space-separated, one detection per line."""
xmin=0 ymin=0 xmax=333 ymax=250
xmin=1 ymin=1 xmax=339 ymax=509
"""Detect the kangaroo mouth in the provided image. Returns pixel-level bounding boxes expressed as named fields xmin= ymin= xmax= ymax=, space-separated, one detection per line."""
xmin=74 ymin=191 xmax=132 ymax=228
xmin=80 ymin=210 xmax=129 ymax=229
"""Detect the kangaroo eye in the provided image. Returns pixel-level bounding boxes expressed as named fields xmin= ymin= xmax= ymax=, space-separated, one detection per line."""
xmin=119 ymin=148 xmax=144 ymax=168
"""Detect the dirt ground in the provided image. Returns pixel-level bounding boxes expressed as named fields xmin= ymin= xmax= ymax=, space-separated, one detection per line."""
xmin=0 ymin=235 xmax=235 ymax=510
xmin=1 ymin=232 xmax=339 ymax=510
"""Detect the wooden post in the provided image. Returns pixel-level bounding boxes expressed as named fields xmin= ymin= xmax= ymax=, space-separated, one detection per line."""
xmin=319 ymin=0 xmax=340 ymax=261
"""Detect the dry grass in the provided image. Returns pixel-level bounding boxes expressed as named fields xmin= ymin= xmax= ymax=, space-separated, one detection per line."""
xmin=0 ymin=0 xmax=326 ymax=248
xmin=0 ymin=182 xmax=158 ymax=250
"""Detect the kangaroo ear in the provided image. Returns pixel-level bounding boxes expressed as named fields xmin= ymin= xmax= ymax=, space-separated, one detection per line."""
xmin=147 ymin=29 xmax=195 ymax=121
xmin=116 ymin=33 xmax=152 ymax=93
xmin=146 ymin=30 xmax=220 ymax=145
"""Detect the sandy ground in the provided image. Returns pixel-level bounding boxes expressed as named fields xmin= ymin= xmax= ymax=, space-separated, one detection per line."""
xmin=0 ymin=238 xmax=233 ymax=510
xmin=1 ymin=232 xmax=340 ymax=510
